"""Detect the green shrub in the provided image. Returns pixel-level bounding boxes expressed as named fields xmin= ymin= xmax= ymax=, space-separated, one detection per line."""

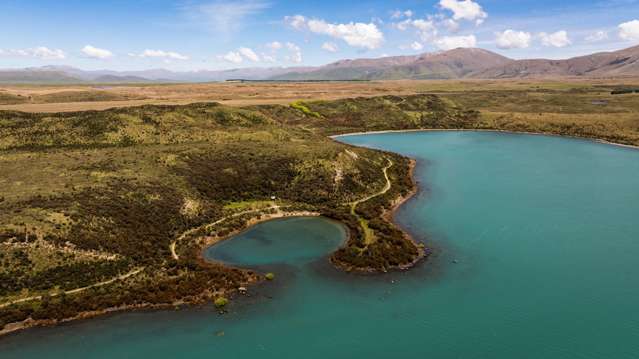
xmin=214 ymin=297 xmax=229 ymax=308
xmin=290 ymin=101 xmax=322 ymax=118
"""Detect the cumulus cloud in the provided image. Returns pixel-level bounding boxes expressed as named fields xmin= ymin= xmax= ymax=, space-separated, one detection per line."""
xmin=81 ymin=45 xmax=113 ymax=59
xmin=435 ymin=35 xmax=477 ymax=50
xmin=307 ymin=19 xmax=384 ymax=49
xmin=265 ymin=41 xmax=283 ymax=50
xmin=495 ymin=30 xmax=531 ymax=49
xmin=391 ymin=10 xmax=413 ymax=19
xmin=284 ymin=15 xmax=307 ymax=30
xmin=286 ymin=42 xmax=302 ymax=63
xmin=0 ymin=47 xmax=66 ymax=60
xmin=315 ymin=20 xmax=383 ymax=49
xmin=261 ymin=53 xmax=276 ymax=62
xmin=131 ymin=49 xmax=189 ymax=60
xmin=322 ymin=42 xmax=339 ymax=52
xmin=585 ymin=30 xmax=608 ymax=42
xmin=394 ymin=19 xmax=412 ymax=31
xmin=442 ymin=18 xmax=460 ymax=32
xmin=619 ymin=20 xmax=639 ymax=41
xmin=413 ymin=19 xmax=439 ymax=41
xmin=539 ymin=30 xmax=571 ymax=47
xmin=221 ymin=51 xmax=243 ymax=64
xmin=394 ymin=18 xmax=438 ymax=42
xmin=286 ymin=16 xmax=384 ymax=49
xmin=439 ymin=0 xmax=487 ymax=25
xmin=218 ymin=47 xmax=261 ymax=63
xmin=410 ymin=41 xmax=424 ymax=51
xmin=238 ymin=47 xmax=260 ymax=62
xmin=260 ymin=41 xmax=302 ymax=63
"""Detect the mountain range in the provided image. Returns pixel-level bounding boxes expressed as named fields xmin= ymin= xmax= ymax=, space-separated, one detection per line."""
xmin=1 ymin=45 xmax=638 ymax=84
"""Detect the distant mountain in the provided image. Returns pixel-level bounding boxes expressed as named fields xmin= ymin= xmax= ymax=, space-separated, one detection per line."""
xmin=271 ymin=48 xmax=512 ymax=80
xmin=92 ymin=75 xmax=154 ymax=83
xmin=1 ymin=45 xmax=639 ymax=84
xmin=0 ymin=69 xmax=82 ymax=84
xmin=471 ymin=45 xmax=639 ymax=78
xmin=0 ymin=66 xmax=315 ymax=84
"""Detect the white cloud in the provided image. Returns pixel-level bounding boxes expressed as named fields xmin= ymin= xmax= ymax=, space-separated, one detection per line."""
xmin=290 ymin=18 xmax=383 ymax=49
xmin=585 ymin=30 xmax=609 ymax=42
xmin=284 ymin=15 xmax=307 ymax=30
xmin=81 ymin=45 xmax=113 ymax=59
xmin=265 ymin=41 xmax=283 ymax=50
xmin=439 ymin=0 xmax=487 ymax=25
xmin=394 ymin=18 xmax=438 ymax=42
xmin=132 ymin=49 xmax=189 ymax=60
xmin=391 ymin=10 xmax=413 ymax=19
xmin=410 ymin=41 xmax=424 ymax=51
xmin=287 ymin=15 xmax=384 ymax=49
xmin=443 ymin=18 xmax=460 ymax=32
xmin=0 ymin=46 xmax=67 ymax=60
xmin=412 ymin=19 xmax=436 ymax=32
xmin=218 ymin=47 xmax=261 ymax=63
xmin=539 ymin=30 xmax=571 ymax=47
xmin=394 ymin=19 xmax=412 ymax=31
xmin=414 ymin=19 xmax=439 ymax=42
xmin=435 ymin=35 xmax=477 ymax=50
xmin=188 ymin=0 xmax=270 ymax=34
xmin=619 ymin=20 xmax=639 ymax=41
xmin=495 ymin=30 xmax=531 ymax=49
xmin=322 ymin=42 xmax=339 ymax=52
xmin=261 ymin=53 xmax=276 ymax=62
xmin=238 ymin=47 xmax=260 ymax=62
xmin=286 ymin=42 xmax=302 ymax=63
xmin=221 ymin=51 xmax=243 ymax=64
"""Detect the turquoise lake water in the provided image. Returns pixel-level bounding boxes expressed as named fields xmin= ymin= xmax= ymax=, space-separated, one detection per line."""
xmin=2 ymin=131 xmax=639 ymax=358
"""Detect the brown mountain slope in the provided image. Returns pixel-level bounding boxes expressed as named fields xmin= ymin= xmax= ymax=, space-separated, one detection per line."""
xmin=271 ymin=48 xmax=513 ymax=80
xmin=472 ymin=45 xmax=639 ymax=78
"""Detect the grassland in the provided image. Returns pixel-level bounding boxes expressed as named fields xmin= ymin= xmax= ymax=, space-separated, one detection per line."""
xmin=1 ymin=79 xmax=639 ymax=334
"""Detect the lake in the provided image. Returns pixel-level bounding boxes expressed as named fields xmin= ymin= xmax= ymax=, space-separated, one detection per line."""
xmin=1 ymin=131 xmax=639 ymax=358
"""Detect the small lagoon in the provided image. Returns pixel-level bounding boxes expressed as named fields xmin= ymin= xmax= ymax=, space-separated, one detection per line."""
xmin=2 ymin=131 xmax=639 ymax=358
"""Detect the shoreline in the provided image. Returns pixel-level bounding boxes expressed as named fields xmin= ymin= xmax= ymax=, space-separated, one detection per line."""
xmin=381 ymin=158 xmax=428 ymax=270
xmin=0 ymin=280 xmax=258 ymax=338
xmin=330 ymin=158 xmax=427 ymax=273
xmin=330 ymin=128 xmax=639 ymax=151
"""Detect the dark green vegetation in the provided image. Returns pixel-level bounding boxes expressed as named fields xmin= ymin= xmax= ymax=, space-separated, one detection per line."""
xmin=611 ymin=88 xmax=639 ymax=95
xmin=2 ymin=88 xmax=639 ymax=332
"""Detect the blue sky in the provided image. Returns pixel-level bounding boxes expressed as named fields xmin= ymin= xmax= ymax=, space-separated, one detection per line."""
xmin=1 ymin=0 xmax=639 ymax=71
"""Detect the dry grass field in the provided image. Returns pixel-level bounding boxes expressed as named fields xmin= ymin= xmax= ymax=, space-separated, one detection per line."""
xmin=2 ymin=78 xmax=637 ymax=113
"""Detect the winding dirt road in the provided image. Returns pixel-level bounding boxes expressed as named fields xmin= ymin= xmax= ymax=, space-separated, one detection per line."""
xmin=0 ymin=267 xmax=145 ymax=309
